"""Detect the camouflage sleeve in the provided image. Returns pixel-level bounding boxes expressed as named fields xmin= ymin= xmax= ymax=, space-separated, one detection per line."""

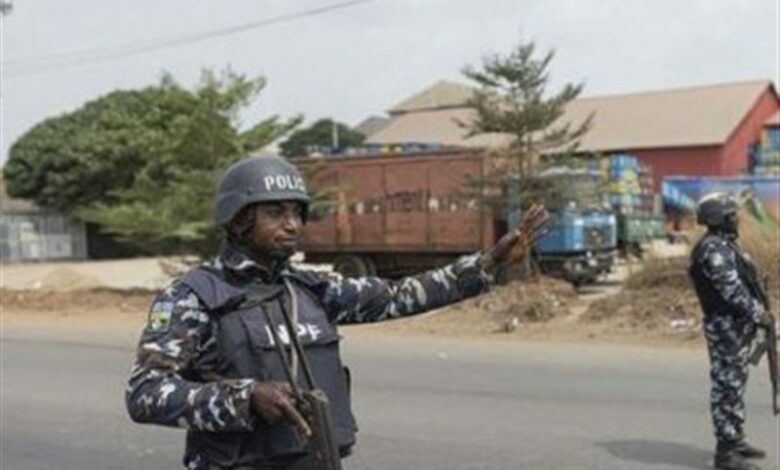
xmin=701 ymin=241 xmax=765 ymax=323
xmin=319 ymin=253 xmax=489 ymax=324
xmin=125 ymin=282 xmax=256 ymax=432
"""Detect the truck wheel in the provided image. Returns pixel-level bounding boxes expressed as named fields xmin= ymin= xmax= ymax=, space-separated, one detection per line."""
xmin=333 ymin=255 xmax=376 ymax=278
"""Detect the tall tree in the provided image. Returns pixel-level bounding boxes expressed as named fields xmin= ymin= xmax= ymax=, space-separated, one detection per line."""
xmin=3 ymin=69 xmax=302 ymax=256
xmin=279 ymin=118 xmax=365 ymax=157
xmin=462 ymin=40 xmax=592 ymax=213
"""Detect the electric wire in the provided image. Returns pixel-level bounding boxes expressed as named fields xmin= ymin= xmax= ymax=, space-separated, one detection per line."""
xmin=3 ymin=0 xmax=378 ymax=78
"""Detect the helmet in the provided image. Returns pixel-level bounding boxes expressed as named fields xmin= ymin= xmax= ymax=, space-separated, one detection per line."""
xmin=215 ymin=155 xmax=311 ymax=226
xmin=696 ymin=192 xmax=738 ymax=228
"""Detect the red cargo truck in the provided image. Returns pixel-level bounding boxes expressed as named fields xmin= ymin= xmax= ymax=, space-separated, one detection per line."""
xmin=300 ymin=150 xmax=498 ymax=277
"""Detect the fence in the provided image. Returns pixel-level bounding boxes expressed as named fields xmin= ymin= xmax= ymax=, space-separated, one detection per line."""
xmin=0 ymin=212 xmax=87 ymax=262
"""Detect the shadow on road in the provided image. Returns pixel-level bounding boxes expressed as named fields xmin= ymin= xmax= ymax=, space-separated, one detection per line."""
xmin=597 ymin=440 xmax=712 ymax=469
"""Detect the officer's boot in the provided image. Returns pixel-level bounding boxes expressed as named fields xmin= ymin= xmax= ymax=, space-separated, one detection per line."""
xmin=734 ymin=441 xmax=766 ymax=460
xmin=715 ymin=441 xmax=761 ymax=470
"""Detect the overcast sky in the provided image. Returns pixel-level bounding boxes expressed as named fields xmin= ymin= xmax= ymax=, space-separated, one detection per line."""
xmin=1 ymin=0 xmax=778 ymax=165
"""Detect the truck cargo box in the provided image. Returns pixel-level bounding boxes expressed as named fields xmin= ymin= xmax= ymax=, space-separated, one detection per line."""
xmin=300 ymin=151 xmax=496 ymax=276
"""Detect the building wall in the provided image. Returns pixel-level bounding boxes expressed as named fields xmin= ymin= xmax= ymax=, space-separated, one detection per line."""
xmin=0 ymin=212 xmax=88 ymax=262
xmin=633 ymin=145 xmax=723 ymax=191
xmin=721 ymin=87 xmax=780 ymax=175
xmin=616 ymin=86 xmax=780 ymax=191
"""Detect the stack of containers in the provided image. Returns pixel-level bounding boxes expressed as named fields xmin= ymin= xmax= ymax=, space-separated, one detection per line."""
xmin=753 ymin=127 xmax=780 ymax=175
xmin=602 ymin=153 xmax=656 ymax=215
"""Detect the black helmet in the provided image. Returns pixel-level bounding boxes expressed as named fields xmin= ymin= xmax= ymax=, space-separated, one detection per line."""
xmin=215 ymin=155 xmax=311 ymax=226
xmin=696 ymin=192 xmax=738 ymax=228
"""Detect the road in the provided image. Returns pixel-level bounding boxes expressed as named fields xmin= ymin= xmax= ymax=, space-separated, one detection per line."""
xmin=1 ymin=323 xmax=778 ymax=470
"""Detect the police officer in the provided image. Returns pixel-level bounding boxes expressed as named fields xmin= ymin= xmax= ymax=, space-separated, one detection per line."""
xmin=689 ymin=192 xmax=774 ymax=470
xmin=126 ymin=155 xmax=530 ymax=469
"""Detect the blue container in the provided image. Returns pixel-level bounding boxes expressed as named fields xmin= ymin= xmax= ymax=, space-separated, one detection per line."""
xmin=765 ymin=128 xmax=780 ymax=150
xmin=755 ymin=149 xmax=780 ymax=167
xmin=663 ymin=176 xmax=779 ymax=216
xmin=661 ymin=181 xmax=696 ymax=211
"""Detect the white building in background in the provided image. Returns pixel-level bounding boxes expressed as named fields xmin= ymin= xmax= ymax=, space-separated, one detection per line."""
xmin=0 ymin=178 xmax=87 ymax=262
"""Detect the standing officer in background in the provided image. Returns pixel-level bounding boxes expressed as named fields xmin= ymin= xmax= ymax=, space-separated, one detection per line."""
xmin=126 ymin=155 xmax=538 ymax=469
xmin=689 ymin=192 xmax=774 ymax=470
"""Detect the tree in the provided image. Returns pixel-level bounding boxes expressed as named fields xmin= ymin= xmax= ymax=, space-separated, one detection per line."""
xmin=461 ymin=40 xmax=593 ymax=213
xmin=4 ymin=84 xmax=185 ymax=212
xmin=279 ymin=118 xmax=364 ymax=157
xmin=3 ymin=69 xmax=302 ymax=256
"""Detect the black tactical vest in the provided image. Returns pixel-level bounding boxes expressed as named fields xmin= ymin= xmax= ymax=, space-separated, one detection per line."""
xmin=180 ymin=267 xmax=357 ymax=469
xmin=689 ymin=234 xmax=755 ymax=320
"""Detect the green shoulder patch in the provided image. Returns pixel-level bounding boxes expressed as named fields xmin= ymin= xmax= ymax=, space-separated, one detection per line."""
xmin=147 ymin=301 xmax=174 ymax=332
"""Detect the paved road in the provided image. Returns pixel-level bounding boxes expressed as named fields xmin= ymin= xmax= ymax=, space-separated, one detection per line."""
xmin=1 ymin=326 xmax=778 ymax=470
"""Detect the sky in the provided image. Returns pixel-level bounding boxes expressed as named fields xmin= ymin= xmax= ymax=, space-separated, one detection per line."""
xmin=1 ymin=0 xmax=778 ymax=165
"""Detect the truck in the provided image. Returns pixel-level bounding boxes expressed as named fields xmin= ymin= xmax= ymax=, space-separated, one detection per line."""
xmin=506 ymin=168 xmax=617 ymax=285
xmin=615 ymin=213 xmax=666 ymax=257
xmin=529 ymin=208 xmax=616 ymax=286
xmin=300 ymin=150 xmax=617 ymax=284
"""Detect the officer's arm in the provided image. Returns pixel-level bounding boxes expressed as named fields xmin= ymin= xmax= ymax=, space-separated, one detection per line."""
xmin=318 ymin=253 xmax=490 ymax=324
xmin=125 ymin=283 xmax=256 ymax=432
xmin=702 ymin=243 xmax=765 ymax=323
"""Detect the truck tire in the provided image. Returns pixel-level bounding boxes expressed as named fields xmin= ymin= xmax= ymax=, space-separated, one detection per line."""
xmin=333 ymin=255 xmax=376 ymax=278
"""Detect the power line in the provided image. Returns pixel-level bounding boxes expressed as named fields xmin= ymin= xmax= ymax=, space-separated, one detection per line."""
xmin=4 ymin=0 xmax=379 ymax=77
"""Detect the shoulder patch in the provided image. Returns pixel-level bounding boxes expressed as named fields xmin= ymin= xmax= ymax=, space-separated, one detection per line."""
xmin=147 ymin=301 xmax=174 ymax=331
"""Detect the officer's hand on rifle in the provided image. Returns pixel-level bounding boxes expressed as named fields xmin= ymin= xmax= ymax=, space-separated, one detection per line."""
xmin=758 ymin=308 xmax=775 ymax=329
xmin=250 ymin=381 xmax=312 ymax=438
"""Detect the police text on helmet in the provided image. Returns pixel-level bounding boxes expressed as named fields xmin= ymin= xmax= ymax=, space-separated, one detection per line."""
xmin=264 ymin=175 xmax=306 ymax=193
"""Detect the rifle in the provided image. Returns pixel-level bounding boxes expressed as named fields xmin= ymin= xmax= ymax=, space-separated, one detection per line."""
xmin=257 ymin=279 xmax=343 ymax=470
xmin=744 ymin=270 xmax=779 ymax=416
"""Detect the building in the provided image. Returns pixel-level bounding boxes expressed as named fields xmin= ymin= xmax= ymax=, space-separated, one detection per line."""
xmin=0 ymin=178 xmax=87 ymax=262
xmin=353 ymin=115 xmax=391 ymax=138
xmin=367 ymin=79 xmax=780 ymax=190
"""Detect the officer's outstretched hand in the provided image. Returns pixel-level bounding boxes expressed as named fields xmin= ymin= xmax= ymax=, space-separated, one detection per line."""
xmin=250 ymin=381 xmax=312 ymax=438
xmin=482 ymin=204 xmax=548 ymax=274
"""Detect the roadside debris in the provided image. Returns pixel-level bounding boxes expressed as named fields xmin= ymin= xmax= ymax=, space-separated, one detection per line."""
xmin=582 ymin=211 xmax=778 ymax=340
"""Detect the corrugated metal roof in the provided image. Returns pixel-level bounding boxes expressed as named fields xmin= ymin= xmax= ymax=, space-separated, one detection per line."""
xmin=388 ymin=80 xmax=474 ymax=114
xmin=564 ymin=80 xmax=774 ymax=151
xmin=366 ymin=107 xmax=510 ymax=148
xmin=369 ymin=80 xmax=776 ymax=151
xmin=354 ymin=115 xmax=391 ymax=137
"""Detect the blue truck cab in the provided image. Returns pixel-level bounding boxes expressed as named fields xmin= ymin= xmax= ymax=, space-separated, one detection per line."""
xmin=506 ymin=166 xmax=619 ymax=286
xmin=533 ymin=208 xmax=617 ymax=285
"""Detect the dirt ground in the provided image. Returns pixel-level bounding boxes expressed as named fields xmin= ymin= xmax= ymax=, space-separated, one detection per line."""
xmin=2 ymin=220 xmax=775 ymax=349
xmin=0 ymin=262 xmax=704 ymax=349
xmin=572 ymin=215 xmax=780 ymax=348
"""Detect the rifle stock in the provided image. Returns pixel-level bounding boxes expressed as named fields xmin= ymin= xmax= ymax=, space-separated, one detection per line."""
xmin=759 ymin=276 xmax=779 ymax=416
xmin=767 ymin=325 xmax=779 ymax=416
xmin=744 ymin=270 xmax=779 ymax=416
xmin=293 ymin=390 xmax=343 ymax=470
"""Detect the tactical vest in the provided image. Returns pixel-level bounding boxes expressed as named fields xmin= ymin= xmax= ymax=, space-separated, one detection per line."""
xmin=689 ymin=234 xmax=755 ymax=320
xmin=180 ymin=267 xmax=357 ymax=469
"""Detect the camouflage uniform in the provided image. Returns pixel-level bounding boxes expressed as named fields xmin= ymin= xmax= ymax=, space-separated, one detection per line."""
xmin=690 ymin=233 xmax=765 ymax=447
xmin=126 ymin=242 xmax=489 ymax=469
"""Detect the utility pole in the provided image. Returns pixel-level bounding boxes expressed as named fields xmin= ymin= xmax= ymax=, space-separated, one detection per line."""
xmin=331 ymin=120 xmax=340 ymax=154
